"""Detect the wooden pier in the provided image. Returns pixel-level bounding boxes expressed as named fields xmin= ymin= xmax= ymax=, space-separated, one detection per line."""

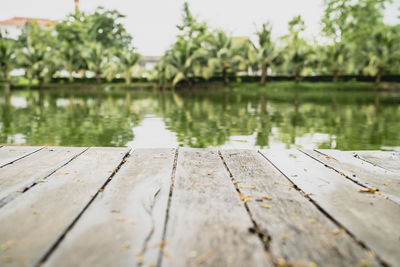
xmin=0 ymin=146 xmax=399 ymax=267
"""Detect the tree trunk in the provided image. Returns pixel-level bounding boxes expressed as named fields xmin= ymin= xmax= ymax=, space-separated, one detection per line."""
xmin=96 ymin=71 xmax=102 ymax=84
xmin=376 ymin=67 xmax=383 ymax=83
xmin=125 ymin=71 xmax=131 ymax=85
xmin=332 ymin=69 xmax=339 ymax=82
xmin=68 ymin=70 xmax=74 ymax=83
xmin=222 ymin=68 xmax=230 ymax=85
xmin=295 ymin=69 xmax=301 ymax=83
xmin=4 ymin=83 xmax=10 ymax=94
xmin=260 ymin=65 xmax=268 ymax=85
xmin=37 ymin=71 xmax=44 ymax=89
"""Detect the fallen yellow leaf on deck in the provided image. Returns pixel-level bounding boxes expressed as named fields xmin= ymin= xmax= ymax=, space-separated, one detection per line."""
xmin=274 ymin=181 xmax=294 ymax=187
xmin=195 ymin=251 xmax=212 ymax=265
xmin=359 ymin=188 xmax=376 ymax=194
xmin=1 ymin=239 xmax=17 ymax=251
xmin=260 ymin=204 xmax=272 ymax=209
xmin=153 ymin=240 xmax=167 ymax=248
xmin=240 ymin=186 xmax=256 ymax=189
xmin=119 ymin=241 xmax=130 ymax=251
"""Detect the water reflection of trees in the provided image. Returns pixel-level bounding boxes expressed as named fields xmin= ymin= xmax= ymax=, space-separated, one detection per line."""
xmin=156 ymin=91 xmax=400 ymax=149
xmin=0 ymin=90 xmax=399 ymax=149
xmin=0 ymin=91 xmax=141 ymax=146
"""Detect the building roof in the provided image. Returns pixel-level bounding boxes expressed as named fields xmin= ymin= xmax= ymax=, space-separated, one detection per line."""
xmin=0 ymin=17 xmax=56 ymax=27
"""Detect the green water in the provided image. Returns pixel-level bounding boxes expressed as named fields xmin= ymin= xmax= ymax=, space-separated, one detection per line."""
xmin=0 ymin=86 xmax=399 ymax=150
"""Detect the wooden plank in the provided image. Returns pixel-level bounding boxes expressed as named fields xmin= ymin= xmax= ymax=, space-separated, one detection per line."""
xmin=220 ymin=150 xmax=379 ymax=267
xmin=42 ymin=148 xmax=176 ymax=267
xmin=309 ymin=149 xmax=400 ymax=204
xmin=260 ymin=149 xmax=400 ymax=267
xmin=0 ymin=147 xmax=129 ymax=267
xmin=0 ymin=146 xmax=43 ymax=167
xmin=162 ymin=148 xmax=272 ymax=267
xmin=353 ymin=150 xmax=400 ymax=173
xmin=0 ymin=146 xmax=87 ymax=207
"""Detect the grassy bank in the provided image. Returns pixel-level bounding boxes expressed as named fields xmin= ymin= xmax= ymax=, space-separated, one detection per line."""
xmin=2 ymin=77 xmax=400 ymax=92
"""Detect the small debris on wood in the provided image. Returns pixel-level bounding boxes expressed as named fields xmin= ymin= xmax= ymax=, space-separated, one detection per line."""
xmin=239 ymin=185 xmax=256 ymax=189
xmin=136 ymin=252 xmax=144 ymax=263
xmin=153 ymin=156 xmax=167 ymax=159
xmin=195 ymin=251 xmax=212 ymax=265
xmin=116 ymin=217 xmax=125 ymax=222
xmin=359 ymin=188 xmax=376 ymax=194
xmin=119 ymin=241 xmax=130 ymax=251
xmin=261 ymin=196 xmax=272 ymax=200
xmin=32 ymin=210 xmax=40 ymax=215
xmin=153 ymin=240 xmax=167 ymax=248
xmin=260 ymin=204 xmax=272 ymax=209
xmin=110 ymin=209 xmax=120 ymax=213
xmin=1 ymin=239 xmax=17 ymax=251
xmin=274 ymin=181 xmax=294 ymax=188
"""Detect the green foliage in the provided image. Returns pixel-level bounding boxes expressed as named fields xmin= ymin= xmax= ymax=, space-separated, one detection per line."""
xmin=1 ymin=1 xmax=399 ymax=87
xmin=0 ymin=37 xmax=17 ymax=84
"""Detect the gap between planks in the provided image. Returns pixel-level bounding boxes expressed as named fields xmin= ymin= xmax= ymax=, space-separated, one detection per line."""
xmin=36 ymin=148 xmax=132 ymax=266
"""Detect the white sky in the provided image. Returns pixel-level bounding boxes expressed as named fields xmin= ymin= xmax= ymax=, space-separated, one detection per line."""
xmin=1 ymin=0 xmax=399 ymax=55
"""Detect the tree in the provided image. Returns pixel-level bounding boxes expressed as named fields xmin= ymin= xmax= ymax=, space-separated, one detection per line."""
xmin=87 ymin=7 xmax=132 ymax=49
xmin=154 ymin=2 xmax=210 ymax=88
xmin=365 ymin=24 xmax=400 ymax=83
xmin=0 ymin=36 xmax=17 ymax=90
xmin=56 ymin=13 xmax=88 ymax=82
xmin=83 ymin=42 xmax=110 ymax=83
xmin=205 ymin=30 xmax=247 ymax=85
xmin=283 ymin=16 xmax=311 ymax=83
xmin=117 ymin=48 xmax=141 ymax=84
xmin=250 ymin=23 xmax=282 ymax=85
xmin=17 ymin=22 xmax=56 ymax=87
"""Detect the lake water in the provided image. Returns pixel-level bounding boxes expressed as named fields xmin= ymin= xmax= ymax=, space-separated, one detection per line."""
xmin=1 ymin=86 xmax=399 ymax=150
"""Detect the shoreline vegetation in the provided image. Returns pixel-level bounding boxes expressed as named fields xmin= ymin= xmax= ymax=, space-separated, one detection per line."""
xmin=1 ymin=1 xmax=400 ymax=91
xmin=2 ymin=79 xmax=400 ymax=92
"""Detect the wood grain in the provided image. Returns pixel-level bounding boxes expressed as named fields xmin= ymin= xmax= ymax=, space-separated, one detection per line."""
xmin=260 ymin=149 xmax=400 ymax=267
xmin=309 ymin=149 xmax=400 ymax=204
xmin=161 ymin=148 xmax=271 ymax=267
xmin=0 ymin=146 xmax=87 ymax=207
xmin=0 ymin=146 xmax=43 ymax=167
xmin=353 ymin=150 xmax=400 ymax=173
xmin=0 ymin=147 xmax=129 ymax=267
xmin=221 ymin=149 xmax=380 ymax=267
xmin=43 ymin=148 xmax=176 ymax=267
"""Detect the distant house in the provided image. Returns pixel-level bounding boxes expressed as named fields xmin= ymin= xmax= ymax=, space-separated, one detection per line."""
xmin=138 ymin=56 xmax=160 ymax=71
xmin=0 ymin=17 xmax=56 ymax=39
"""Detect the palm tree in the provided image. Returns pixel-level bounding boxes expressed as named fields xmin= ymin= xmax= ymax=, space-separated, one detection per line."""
xmin=117 ymin=48 xmax=140 ymax=84
xmin=251 ymin=23 xmax=281 ymax=85
xmin=364 ymin=24 xmax=400 ymax=83
xmin=206 ymin=30 xmax=247 ymax=85
xmin=0 ymin=37 xmax=16 ymax=91
xmin=83 ymin=42 xmax=110 ymax=83
xmin=283 ymin=16 xmax=311 ymax=83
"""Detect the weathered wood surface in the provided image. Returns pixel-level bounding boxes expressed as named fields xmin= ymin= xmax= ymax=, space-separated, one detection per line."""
xmin=353 ymin=150 xmax=400 ymax=173
xmin=0 ymin=147 xmax=87 ymax=207
xmin=260 ymin=149 xmax=400 ymax=266
xmin=0 ymin=146 xmax=43 ymax=167
xmin=43 ymin=149 xmax=176 ymax=267
xmin=162 ymin=148 xmax=271 ymax=267
xmin=0 ymin=147 xmax=398 ymax=267
xmin=221 ymin=150 xmax=379 ymax=267
xmin=0 ymin=147 xmax=129 ymax=267
xmin=308 ymin=149 xmax=400 ymax=204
